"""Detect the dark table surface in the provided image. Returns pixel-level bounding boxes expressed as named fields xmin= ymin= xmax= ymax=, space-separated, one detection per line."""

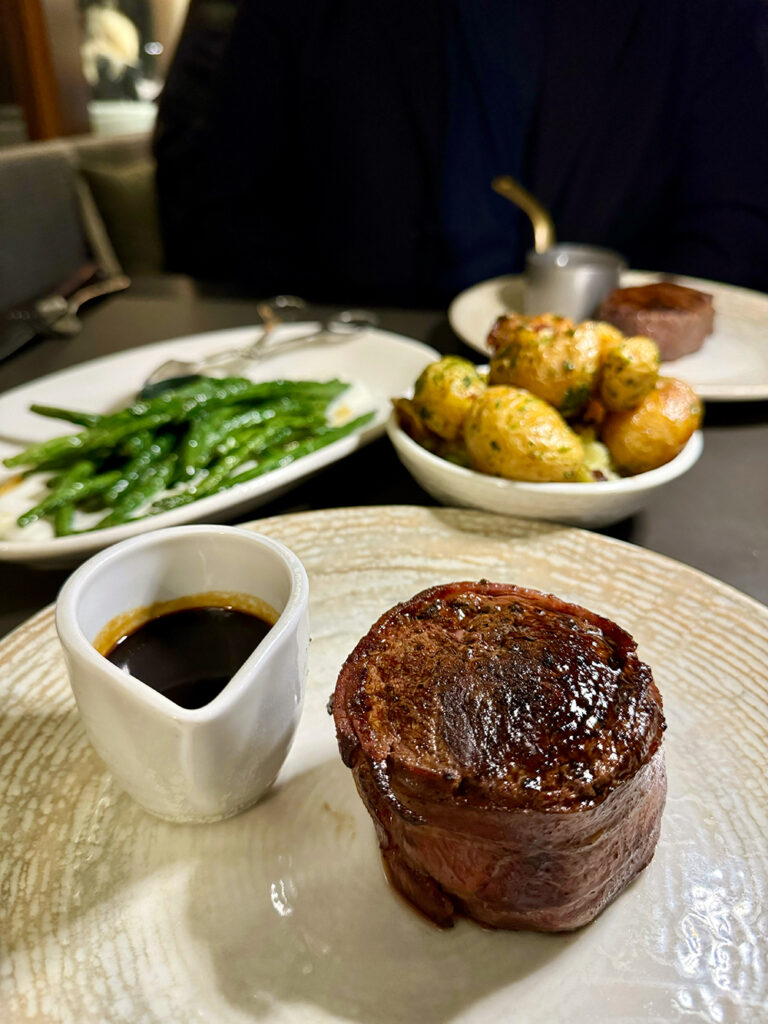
xmin=1 ymin=274 xmax=766 ymax=640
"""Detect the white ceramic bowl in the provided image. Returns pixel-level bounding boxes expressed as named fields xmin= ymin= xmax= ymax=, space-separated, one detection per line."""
xmin=56 ymin=525 xmax=309 ymax=823
xmin=387 ymin=415 xmax=703 ymax=527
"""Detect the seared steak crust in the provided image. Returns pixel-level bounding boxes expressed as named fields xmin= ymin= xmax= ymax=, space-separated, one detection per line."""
xmin=598 ymin=282 xmax=714 ymax=361
xmin=334 ymin=581 xmax=667 ymax=931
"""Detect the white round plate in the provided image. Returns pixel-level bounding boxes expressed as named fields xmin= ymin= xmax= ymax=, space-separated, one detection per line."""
xmin=2 ymin=506 xmax=766 ymax=1024
xmin=448 ymin=271 xmax=768 ymax=401
xmin=387 ymin=414 xmax=703 ymax=527
xmin=0 ymin=326 xmax=438 ymax=565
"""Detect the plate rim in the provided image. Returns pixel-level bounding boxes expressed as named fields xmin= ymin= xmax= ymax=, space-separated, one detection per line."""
xmin=7 ymin=503 xmax=768 ymax=640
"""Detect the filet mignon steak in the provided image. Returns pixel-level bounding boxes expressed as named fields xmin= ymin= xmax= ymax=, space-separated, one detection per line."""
xmin=333 ymin=581 xmax=666 ymax=931
xmin=598 ymin=282 xmax=714 ymax=361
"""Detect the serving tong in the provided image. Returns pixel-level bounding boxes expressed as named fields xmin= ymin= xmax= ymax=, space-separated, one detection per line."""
xmin=142 ymin=296 xmax=379 ymax=390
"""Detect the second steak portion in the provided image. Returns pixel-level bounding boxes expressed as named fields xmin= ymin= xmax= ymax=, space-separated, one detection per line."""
xmin=598 ymin=281 xmax=714 ymax=360
xmin=334 ymin=581 xmax=667 ymax=931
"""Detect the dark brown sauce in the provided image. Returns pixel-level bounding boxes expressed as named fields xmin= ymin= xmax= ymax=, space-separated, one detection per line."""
xmin=96 ymin=591 xmax=277 ymax=710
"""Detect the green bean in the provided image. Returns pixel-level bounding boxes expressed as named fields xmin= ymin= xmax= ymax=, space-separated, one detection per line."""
xmin=100 ymin=378 xmax=345 ymax=437
xmin=30 ymin=405 xmax=102 ymax=428
xmin=104 ymin=433 xmax=175 ymax=503
xmin=176 ymin=399 xmax=321 ymax=480
xmin=95 ymin=454 xmax=178 ymax=528
xmin=16 ymin=461 xmax=92 ymax=526
xmin=28 ymin=447 xmax=114 ymax=476
xmin=17 ymin=463 xmax=121 ymax=528
xmin=227 ymin=413 xmax=375 ymax=486
xmin=5 ymin=379 xmax=350 ymax=470
xmin=150 ymin=421 xmax=303 ymax=513
xmin=208 ymin=409 xmax=326 ymax=461
xmin=4 ymin=412 xmax=174 ymax=469
xmin=152 ymin=412 xmax=374 ymax=514
xmin=5 ymin=382 xmax=347 ymax=470
xmin=122 ymin=376 xmax=236 ymax=419
xmin=198 ymin=423 xmax=304 ymax=494
xmin=176 ymin=406 xmax=245 ymax=481
xmin=120 ymin=430 xmax=156 ymax=459
xmin=77 ymin=493 xmax=110 ymax=514
xmin=124 ymin=377 xmax=347 ymax=421
xmin=53 ymin=504 xmax=75 ymax=537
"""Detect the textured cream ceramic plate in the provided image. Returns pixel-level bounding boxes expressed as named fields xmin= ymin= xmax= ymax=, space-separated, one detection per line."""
xmin=448 ymin=271 xmax=768 ymax=401
xmin=2 ymin=507 xmax=767 ymax=1024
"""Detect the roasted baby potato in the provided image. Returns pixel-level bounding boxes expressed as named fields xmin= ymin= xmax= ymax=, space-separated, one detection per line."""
xmin=591 ymin=320 xmax=625 ymax=355
xmin=489 ymin=319 xmax=602 ymax=417
xmin=463 ymin=386 xmax=586 ymax=482
xmin=392 ymin=397 xmax=434 ymax=446
xmin=580 ymin=395 xmax=608 ymax=431
xmin=599 ymin=335 xmax=660 ymax=411
xmin=601 ymin=377 xmax=702 ymax=475
xmin=412 ymin=356 xmax=486 ymax=441
xmin=487 ymin=312 xmax=575 ymax=353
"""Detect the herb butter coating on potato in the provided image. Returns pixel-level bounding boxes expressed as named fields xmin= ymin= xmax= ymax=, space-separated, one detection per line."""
xmin=463 ymin=386 xmax=586 ymax=482
xmin=592 ymin=320 xmax=625 ymax=355
xmin=487 ymin=312 xmax=575 ymax=354
xmin=488 ymin=319 xmax=602 ymax=417
xmin=601 ymin=377 xmax=702 ymax=475
xmin=599 ymin=335 xmax=660 ymax=411
xmin=413 ymin=356 xmax=486 ymax=441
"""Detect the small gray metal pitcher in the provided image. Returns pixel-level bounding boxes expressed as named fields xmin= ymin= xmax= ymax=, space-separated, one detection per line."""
xmin=492 ymin=176 xmax=625 ymax=320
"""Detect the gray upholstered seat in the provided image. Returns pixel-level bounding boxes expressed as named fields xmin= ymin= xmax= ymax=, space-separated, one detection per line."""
xmin=0 ymin=144 xmax=95 ymax=309
xmin=0 ymin=133 xmax=152 ymax=311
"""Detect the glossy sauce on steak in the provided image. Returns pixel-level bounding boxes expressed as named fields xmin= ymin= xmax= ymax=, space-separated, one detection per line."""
xmin=333 ymin=581 xmax=666 ymax=931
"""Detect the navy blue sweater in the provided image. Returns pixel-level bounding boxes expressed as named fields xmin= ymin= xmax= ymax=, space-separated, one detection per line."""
xmin=155 ymin=0 xmax=768 ymax=304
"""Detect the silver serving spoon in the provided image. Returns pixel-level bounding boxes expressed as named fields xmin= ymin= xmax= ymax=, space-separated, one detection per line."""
xmin=142 ymin=297 xmax=379 ymax=389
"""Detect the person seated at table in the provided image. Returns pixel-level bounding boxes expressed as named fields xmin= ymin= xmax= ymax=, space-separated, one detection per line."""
xmin=154 ymin=0 xmax=768 ymax=307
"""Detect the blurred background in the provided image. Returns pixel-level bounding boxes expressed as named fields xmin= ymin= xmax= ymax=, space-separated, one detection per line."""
xmin=0 ymin=0 xmax=766 ymax=631
xmin=1 ymin=0 xmax=766 ymax=309
xmin=0 ymin=0 xmax=190 ymax=144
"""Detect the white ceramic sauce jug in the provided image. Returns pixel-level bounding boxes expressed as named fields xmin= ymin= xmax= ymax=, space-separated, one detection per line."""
xmin=56 ymin=525 xmax=309 ymax=823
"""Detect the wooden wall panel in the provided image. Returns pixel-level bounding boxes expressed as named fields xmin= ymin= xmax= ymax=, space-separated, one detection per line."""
xmin=1 ymin=0 xmax=90 ymax=139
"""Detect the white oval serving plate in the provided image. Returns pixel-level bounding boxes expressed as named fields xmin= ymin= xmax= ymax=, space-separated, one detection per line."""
xmin=0 ymin=325 xmax=438 ymax=565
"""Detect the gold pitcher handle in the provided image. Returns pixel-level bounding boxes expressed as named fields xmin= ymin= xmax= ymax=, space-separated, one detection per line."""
xmin=492 ymin=176 xmax=556 ymax=253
